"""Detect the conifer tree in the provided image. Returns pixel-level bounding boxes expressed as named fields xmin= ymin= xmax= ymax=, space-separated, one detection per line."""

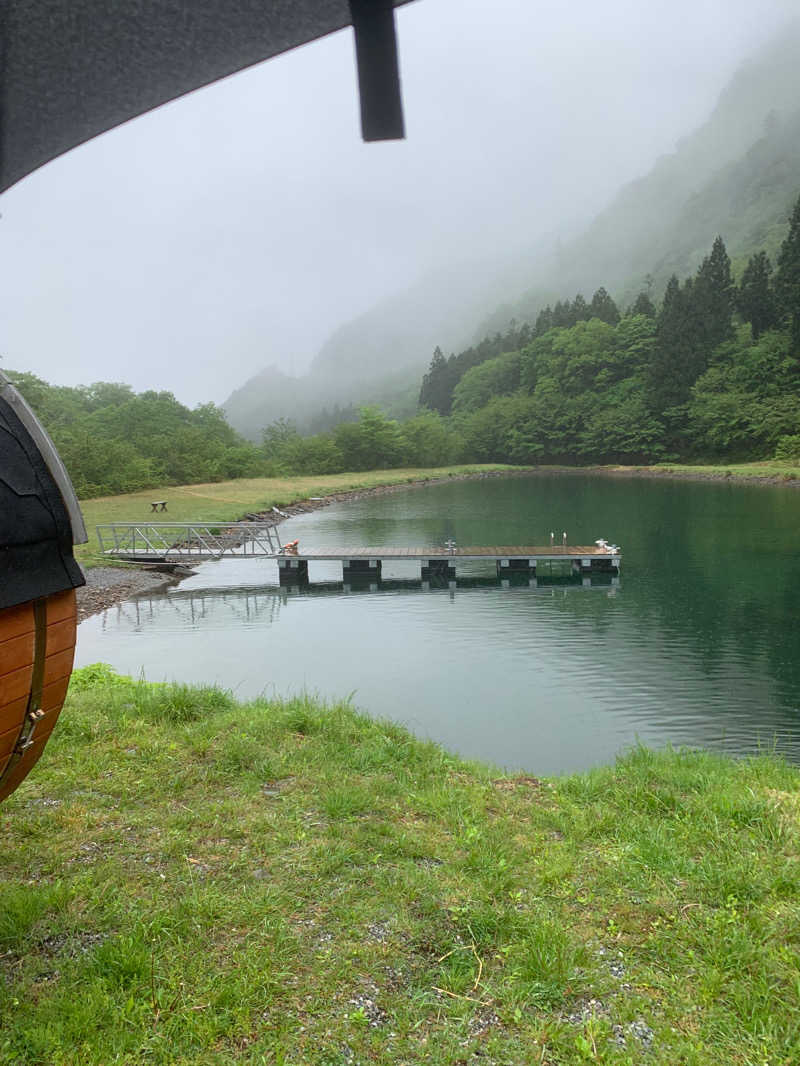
xmin=775 ymin=194 xmax=800 ymax=349
xmin=647 ymin=275 xmax=699 ymax=410
xmin=419 ymin=346 xmax=449 ymax=413
xmin=629 ymin=291 xmax=656 ymax=317
xmin=571 ymin=293 xmax=589 ymax=323
xmin=535 ymin=306 xmax=554 ymax=335
xmin=693 ymin=236 xmax=734 ymax=350
xmin=589 ymin=287 xmax=620 ymax=325
xmin=506 ymin=321 xmax=532 ymax=349
xmin=737 ymin=251 xmax=776 ymax=340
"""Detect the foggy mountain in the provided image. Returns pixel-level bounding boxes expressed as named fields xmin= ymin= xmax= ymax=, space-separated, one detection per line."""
xmin=223 ymin=23 xmax=800 ymax=441
xmin=223 ymin=248 xmax=544 ymax=438
xmin=479 ymin=22 xmax=800 ymax=335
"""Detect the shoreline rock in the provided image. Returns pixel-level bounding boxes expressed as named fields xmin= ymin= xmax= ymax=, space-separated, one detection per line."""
xmin=76 ymin=566 xmax=180 ymax=623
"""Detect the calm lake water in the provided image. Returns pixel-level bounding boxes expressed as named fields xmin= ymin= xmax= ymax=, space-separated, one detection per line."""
xmin=75 ymin=474 xmax=800 ymax=774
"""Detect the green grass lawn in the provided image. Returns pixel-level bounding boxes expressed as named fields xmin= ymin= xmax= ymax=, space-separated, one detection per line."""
xmin=2 ymin=668 xmax=799 ymax=1064
xmin=75 ymin=465 xmax=518 ymax=569
xmin=607 ymin=460 xmax=800 ymax=481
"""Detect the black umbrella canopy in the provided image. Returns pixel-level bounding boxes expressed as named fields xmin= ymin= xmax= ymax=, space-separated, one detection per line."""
xmin=0 ymin=0 xmax=413 ymax=193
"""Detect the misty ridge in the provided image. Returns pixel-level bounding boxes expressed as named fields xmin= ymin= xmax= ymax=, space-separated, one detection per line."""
xmin=223 ymin=22 xmax=800 ymax=442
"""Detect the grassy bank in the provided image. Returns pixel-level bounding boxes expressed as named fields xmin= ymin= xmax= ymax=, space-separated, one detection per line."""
xmin=513 ymin=460 xmax=800 ymax=483
xmin=75 ymin=465 xmax=518 ymax=569
xmin=604 ymin=460 xmax=800 ymax=482
xmin=2 ymin=670 xmax=799 ymax=1065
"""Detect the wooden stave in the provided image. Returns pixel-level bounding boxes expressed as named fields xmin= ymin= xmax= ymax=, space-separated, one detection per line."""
xmin=0 ymin=589 xmax=77 ymax=803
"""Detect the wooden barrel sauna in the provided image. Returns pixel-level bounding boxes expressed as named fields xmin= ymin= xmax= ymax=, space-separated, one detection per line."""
xmin=0 ymin=371 xmax=86 ymax=804
xmin=0 ymin=591 xmax=78 ymax=803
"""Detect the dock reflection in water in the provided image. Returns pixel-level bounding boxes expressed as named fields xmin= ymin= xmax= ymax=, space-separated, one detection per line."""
xmin=109 ymin=570 xmax=619 ymax=629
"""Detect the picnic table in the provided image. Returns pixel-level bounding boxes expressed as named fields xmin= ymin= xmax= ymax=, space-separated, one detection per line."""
xmin=150 ymin=500 xmax=167 ymax=513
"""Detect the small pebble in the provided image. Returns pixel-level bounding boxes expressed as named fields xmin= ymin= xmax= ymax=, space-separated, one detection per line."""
xmin=347 ymin=993 xmax=388 ymax=1028
xmin=366 ymin=921 xmax=390 ymax=943
xmin=629 ymin=1019 xmax=655 ymax=1048
xmin=567 ymin=998 xmax=609 ymax=1025
xmin=467 ymin=1010 xmax=500 ymax=1038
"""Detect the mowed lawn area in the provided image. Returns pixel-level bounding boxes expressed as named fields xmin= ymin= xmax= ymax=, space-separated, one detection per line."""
xmin=76 ymin=465 xmax=518 ymax=568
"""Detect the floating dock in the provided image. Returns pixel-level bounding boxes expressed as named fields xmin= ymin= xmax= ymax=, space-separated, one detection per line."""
xmin=275 ymin=545 xmax=620 ymax=584
xmin=97 ymin=523 xmax=621 ymax=585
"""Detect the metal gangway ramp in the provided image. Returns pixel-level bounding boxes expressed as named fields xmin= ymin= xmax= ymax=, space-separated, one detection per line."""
xmin=97 ymin=522 xmax=285 ymax=561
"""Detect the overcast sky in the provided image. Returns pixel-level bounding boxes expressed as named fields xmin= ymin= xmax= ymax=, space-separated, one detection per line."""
xmin=1 ymin=0 xmax=797 ymax=406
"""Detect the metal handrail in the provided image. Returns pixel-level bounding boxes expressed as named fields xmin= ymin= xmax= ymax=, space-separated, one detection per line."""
xmin=97 ymin=522 xmax=285 ymax=558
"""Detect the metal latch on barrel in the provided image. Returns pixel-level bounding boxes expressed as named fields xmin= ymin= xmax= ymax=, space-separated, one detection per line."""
xmin=15 ymin=708 xmax=45 ymax=754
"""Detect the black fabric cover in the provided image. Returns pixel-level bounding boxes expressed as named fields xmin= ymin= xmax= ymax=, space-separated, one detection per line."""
xmin=0 ymin=0 xmax=413 ymax=192
xmin=0 ymin=395 xmax=84 ymax=611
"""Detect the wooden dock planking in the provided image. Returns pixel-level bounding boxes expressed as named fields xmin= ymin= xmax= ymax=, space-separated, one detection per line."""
xmin=293 ymin=545 xmax=614 ymax=560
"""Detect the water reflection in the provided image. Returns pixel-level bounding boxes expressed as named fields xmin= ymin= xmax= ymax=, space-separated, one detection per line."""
xmin=76 ymin=475 xmax=800 ymax=774
xmin=107 ymin=571 xmax=619 ymax=630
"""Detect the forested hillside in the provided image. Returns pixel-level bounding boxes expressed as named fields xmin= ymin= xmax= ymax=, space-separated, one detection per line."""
xmin=7 ymin=373 xmax=267 ymax=498
xmin=262 ymin=196 xmax=800 ymax=473
xmin=427 ymin=202 xmax=800 ymax=465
